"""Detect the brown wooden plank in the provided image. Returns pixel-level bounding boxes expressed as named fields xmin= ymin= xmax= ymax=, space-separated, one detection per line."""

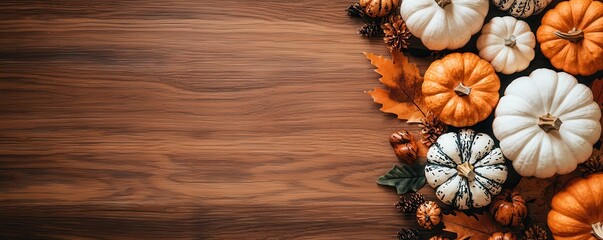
xmin=0 ymin=1 xmax=429 ymax=239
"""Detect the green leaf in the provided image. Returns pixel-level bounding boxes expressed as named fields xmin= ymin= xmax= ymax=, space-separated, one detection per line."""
xmin=377 ymin=164 xmax=426 ymax=194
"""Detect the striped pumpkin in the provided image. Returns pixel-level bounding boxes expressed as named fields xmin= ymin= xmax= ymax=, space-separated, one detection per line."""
xmin=491 ymin=0 xmax=552 ymax=18
xmin=425 ymin=129 xmax=508 ymax=210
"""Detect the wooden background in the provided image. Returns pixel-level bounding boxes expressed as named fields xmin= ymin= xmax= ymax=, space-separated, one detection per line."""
xmin=0 ymin=0 xmax=599 ymax=239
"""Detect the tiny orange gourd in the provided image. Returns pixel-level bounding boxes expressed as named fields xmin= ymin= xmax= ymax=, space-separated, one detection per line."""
xmin=536 ymin=0 xmax=603 ymax=76
xmin=490 ymin=190 xmax=527 ymax=227
xmin=488 ymin=232 xmax=517 ymax=240
xmin=548 ymin=173 xmax=603 ymax=240
xmin=359 ymin=0 xmax=400 ymax=18
xmin=422 ymin=52 xmax=500 ymax=127
xmin=416 ymin=201 xmax=442 ymax=229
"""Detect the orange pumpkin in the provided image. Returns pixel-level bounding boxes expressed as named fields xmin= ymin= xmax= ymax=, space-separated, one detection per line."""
xmin=488 ymin=232 xmax=517 ymax=240
xmin=536 ymin=0 xmax=603 ymax=76
xmin=359 ymin=0 xmax=400 ymax=17
xmin=422 ymin=53 xmax=500 ymax=127
xmin=490 ymin=190 xmax=527 ymax=227
xmin=416 ymin=201 xmax=442 ymax=229
xmin=548 ymin=173 xmax=603 ymax=240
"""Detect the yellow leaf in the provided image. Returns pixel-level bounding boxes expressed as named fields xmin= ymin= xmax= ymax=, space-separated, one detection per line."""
xmin=442 ymin=211 xmax=502 ymax=240
xmin=364 ymin=51 xmax=428 ymax=123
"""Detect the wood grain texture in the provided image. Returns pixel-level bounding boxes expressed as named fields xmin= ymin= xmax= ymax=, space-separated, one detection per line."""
xmin=1 ymin=0 xmax=598 ymax=239
xmin=0 ymin=1 xmax=422 ymax=239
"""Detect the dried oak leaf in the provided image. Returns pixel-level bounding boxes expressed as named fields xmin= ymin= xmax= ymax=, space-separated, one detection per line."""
xmin=514 ymin=169 xmax=582 ymax=208
xmin=591 ymin=78 xmax=603 ymax=143
xmin=365 ymin=50 xmax=428 ymax=123
xmin=442 ymin=211 xmax=502 ymax=240
xmin=513 ymin=177 xmax=553 ymax=207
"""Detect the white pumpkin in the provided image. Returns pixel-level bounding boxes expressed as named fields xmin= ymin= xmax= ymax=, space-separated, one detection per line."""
xmin=400 ymin=0 xmax=489 ymax=51
xmin=493 ymin=69 xmax=602 ymax=178
xmin=425 ymin=129 xmax=508 ymax=210
xmin=492 ymin=0 xmax=552 ymax=18
xmin=477 ymin=16 xmax=536 ymax=74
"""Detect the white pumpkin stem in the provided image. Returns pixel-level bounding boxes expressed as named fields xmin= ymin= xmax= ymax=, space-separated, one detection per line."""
xmin=593 ymin=222 xmax=603 ymax=240
xmin=504 ymin=35 xmax=517 ymax=48
xmin=454 ymin=82 xmax=471 ymax=96
xmin=554 ymin=28 xmax=584 ymax=43
xmin=538 ymin=113 xmax=562 ymax=132
xmin=456 ymin=161 xmax=475 ymax=180
xmin=435 ymin=0 xmax=452 ymax=8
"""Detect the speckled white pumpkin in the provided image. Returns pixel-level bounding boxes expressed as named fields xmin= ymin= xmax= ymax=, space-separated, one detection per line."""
xmin=491 ymin=0 xmax=552 ymax=18
xmin=425 ymin=129 xmax=508 ymax=210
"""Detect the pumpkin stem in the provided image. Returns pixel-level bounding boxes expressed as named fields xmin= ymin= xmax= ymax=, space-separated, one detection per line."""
xmin=435 ymin=0 xmax=452 ymax=8
xmin=456 ymin=161 xmax=475 ymax=180
xmin=454 ymin=82 xmax=471 ymax=96
xmin=554 ymin=28 xmax=584 ymax=43
xmin=593 ymin=222 xmax=603 ymax=240
xmin=504 ymin=35 xmax=517 ymax=48
xmin=538 ymin=113 xmax=562 ymax=133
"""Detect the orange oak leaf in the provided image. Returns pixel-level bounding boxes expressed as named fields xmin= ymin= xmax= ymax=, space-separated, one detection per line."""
xmin=514 ymin=169 xmax=581 ymax=208
xmin=591 ymin=78 xmax=603 ymax=143
xmin=442 ymin=211 xmax=502 ymax=240
xmin=365 ymin=51 xmax=428 ymax=123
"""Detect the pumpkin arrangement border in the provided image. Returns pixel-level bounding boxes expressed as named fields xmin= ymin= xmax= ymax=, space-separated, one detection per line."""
xmin=347 ymin=0 xmax=603 ymax=239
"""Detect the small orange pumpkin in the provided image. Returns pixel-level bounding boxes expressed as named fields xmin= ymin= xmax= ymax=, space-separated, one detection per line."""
xmin=489 ymin=232 xmax=517 ymax=240
xmin=536 ymin=0 xmax=603 ymax=76
xmin=422 ymin=52 xmax=500 ymax=127
xmin=359 ymin=0 xmax=400 ymax=17
xmin=416 ymin=201 xmax=442 ymax=229
xmin=490 ymin=190 xmax=527 ymax=227
xmin=548 ymin=173 xmax=603 ymax=240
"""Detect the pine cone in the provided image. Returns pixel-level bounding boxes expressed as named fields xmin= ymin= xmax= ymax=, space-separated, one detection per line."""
xmin=382 ymin=14 xmax=411 ymax=52
xmin=397 ymin=228 xmax=420 ymax=240
xmin=346 ymin=3 xmax=365 ymax=18
xmin=523 ymin=224 xmax=547 ymax=240
xmin=419 ymin=111 xmax=447 ymax=147
xmin=580 ymin=151 xmax=603 ymax=175
xmin=359 ymin=21 xmax=383 ymax=37
xmin=395 ymin=193 xmax=426 ymax=213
